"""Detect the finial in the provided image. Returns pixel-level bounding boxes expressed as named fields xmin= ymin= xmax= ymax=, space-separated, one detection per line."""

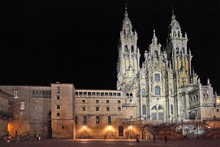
xmin=124 ymin=2 xmax=128 ymax=18
xmin=125 ymin=1 xmax=127 ymax=11
xmin=172 ymin=9 xmax=174 ymax=16
xmin=171 ymin=9 xmax=176 ymax=20
xmin=153 ymin=30 xmax=156 ymax=36
xmin=152 ymin=30 xmax=158 ymax=45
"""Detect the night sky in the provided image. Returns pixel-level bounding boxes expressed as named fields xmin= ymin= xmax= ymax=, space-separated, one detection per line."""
xmin=1 ymin=0 xmax=220 ymax=92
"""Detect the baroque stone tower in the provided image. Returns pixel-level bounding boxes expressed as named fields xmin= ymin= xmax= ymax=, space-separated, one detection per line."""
xmin=117 ymin=7 xmax=140 ymax=92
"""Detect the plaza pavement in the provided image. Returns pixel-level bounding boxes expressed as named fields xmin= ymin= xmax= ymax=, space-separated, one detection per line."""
xmin=0 ymin=138 xmax=220 ymax=147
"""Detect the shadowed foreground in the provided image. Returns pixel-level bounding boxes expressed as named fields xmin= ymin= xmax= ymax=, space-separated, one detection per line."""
xmin=1 ymin=139 xmax=220 ymax=147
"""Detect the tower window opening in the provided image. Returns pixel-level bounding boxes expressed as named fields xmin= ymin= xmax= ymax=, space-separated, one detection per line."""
xmin=176 ymin=47 xmax=179 ymax=54
xmin=131 ymin=45 xmax=134 ymax=53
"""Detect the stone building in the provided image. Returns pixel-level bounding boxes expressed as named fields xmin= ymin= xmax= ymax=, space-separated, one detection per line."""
xmin=0 ymin=90 xmax=12 ymax=137
xmin=0 ymin=8 xmax=220 ymax=139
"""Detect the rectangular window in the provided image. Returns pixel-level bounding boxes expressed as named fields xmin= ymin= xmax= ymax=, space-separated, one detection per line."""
xmin=57 ymin=113 xmax=60 ymax=116
xmin=57 ymin=105 xmax=60 ymax=109
xmin=83 ymin=116 xmax=87 ymax=124
xmin=118 ymin=100 xmax=121 ymax=104
xmin=130 ymin=99 xmax=132 ymax=102
xmin=108 ymin=116 xmax=111 ymax=124
xmin=14 ymin=90 xmax=18 ymax=99
xmin=75 ymin=116 xmax=78 ymax=125
xmin=32 ymin=90 xmax=35 ymax=97
xmin=96 ymin=100 xmax=99 ymax=103
xmin=82 ymin=107 xmax=86 ymax=111
xmin=106 ymin=107 xmax=110 ymax=111
xmin=152 ymin=113 xmax=157 ymax=120
xmin=96 ymin=116 xmax=99 ymax=124
xmin=57 ymin=95 xmax=60 ymax=100
xmin=106 ymin=100 xmax=109 ymax=103
xmin=82 ymin=100 xmax=85 ymax=103
xmin=158 ymin=113 xmax=164 ymax=120
xmin=96 ymin=107 xmax=99 ymax=111
xmin=43 ymin=91 xmax=46 ymax=98
xmin=20 ymin=101 xmax=25 ymax=110
xmin=118 ymin=107 xmax=121 ymax=111
xmin=57 ymin=87 xmax=61 ymax=93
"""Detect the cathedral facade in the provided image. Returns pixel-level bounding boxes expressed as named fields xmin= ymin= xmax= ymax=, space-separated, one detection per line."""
xmin=117 ymin=8 xmax=218 ymax=123
xmin=0 ymin=8 xmax=220 ymax=139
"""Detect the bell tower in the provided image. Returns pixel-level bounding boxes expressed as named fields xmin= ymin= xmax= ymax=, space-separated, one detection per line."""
xmin=166 ymin=11 xmax=192 ymax=88
xmin=117 ymin=7 xmax=140 ymax=91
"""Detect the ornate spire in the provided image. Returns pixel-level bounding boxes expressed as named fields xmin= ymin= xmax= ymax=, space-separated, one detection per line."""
xmin=122 ymin=4 xmax=133 ymax=34
xmin=171 ymin=10 xmax=176 ymax=21
xmin=151 ymin=30 xmax=158 ymax=45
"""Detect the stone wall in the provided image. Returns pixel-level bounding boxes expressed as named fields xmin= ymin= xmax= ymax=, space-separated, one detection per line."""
xmin=0 ymin=91 xmax=12 ymax=137
xmin=0 ymin=85 xmax=51 ymax=137
xmin=51 ymin=83 xmax=74 ymax=138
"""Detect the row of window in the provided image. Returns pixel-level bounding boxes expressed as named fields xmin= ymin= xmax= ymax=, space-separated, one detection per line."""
xmin=81 ymin=99 xmax=121 ymax=104
xmin=82 ymin=106 xmax=121 ymax=111
xmin=32 ymin=90 xmax=51 ymax=98
xmin=75 ymin=91 xmax=121 ymax=97
xmin=190 ymin=95 xmax=199 ymax=101
xmin=124 ymin=45 xmax=134 ymax=53
xmin=75 ymin=116 xmax=112 ymax=125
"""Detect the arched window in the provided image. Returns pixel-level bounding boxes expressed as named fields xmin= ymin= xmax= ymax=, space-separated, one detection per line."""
xmin=142 ymin=105 xmax=146 ymax=115
xmin=142 ymin=88 xmax=146 ymax=96
xmin=155 ymin=73 xmax=160 ymax=81
xmin=155 ymin=86 xmax=161 ymax=95
xmin=151 ymin=105 xmax=157 ymax=110
xmin=174 ymin=31 xmax=176 ymax=37
xmin=171 ymin=104 xmax=173 ymax=114
xmin=158 ymin=105 xmax=163 ymax=110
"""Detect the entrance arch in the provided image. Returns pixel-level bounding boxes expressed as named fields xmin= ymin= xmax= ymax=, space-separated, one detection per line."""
xmin=118 ymin=126 xmax=123 ymax=136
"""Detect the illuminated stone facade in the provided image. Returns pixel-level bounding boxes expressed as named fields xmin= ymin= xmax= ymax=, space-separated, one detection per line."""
xmin=117 ymin=9 xmax=220 ymax=123
xmin=0 ymin=8 xmax=220 ymax=139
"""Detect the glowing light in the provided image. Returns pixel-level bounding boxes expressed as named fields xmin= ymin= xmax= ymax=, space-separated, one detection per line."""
xmin=107 ymin=125 xmax=113 ymax=130
xmin=83 ymin=125 xmax=86 ymax=129
xmin=217 ymin=99 xmax=220 ymax=104
xmin=128 ymin=125 xmax=133 ymax=130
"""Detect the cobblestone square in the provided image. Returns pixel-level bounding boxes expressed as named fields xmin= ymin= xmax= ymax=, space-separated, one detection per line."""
xmin=1 ymin=139 xmax=220 ymax=147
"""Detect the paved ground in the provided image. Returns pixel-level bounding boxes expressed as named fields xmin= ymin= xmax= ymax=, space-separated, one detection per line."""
xmin=1 ymin=139 xmax=220 ymax=147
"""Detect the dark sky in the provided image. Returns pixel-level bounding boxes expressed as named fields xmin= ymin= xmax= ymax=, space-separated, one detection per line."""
xmin=1 ymin=0 xmax=220 ymax=92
